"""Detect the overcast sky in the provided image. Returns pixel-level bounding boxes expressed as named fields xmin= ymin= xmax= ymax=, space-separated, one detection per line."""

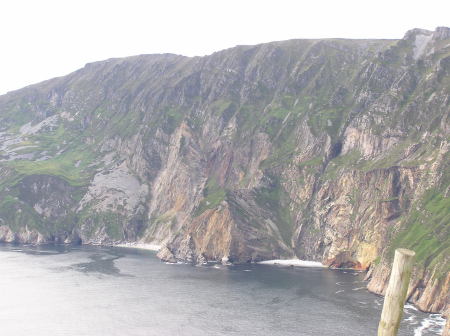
xmin=1 ymin=0 xmax=449 ymax=95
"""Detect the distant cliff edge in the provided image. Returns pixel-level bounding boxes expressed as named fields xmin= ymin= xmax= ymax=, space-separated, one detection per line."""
xmin=0 ymin=27 xmax=449 ymax=314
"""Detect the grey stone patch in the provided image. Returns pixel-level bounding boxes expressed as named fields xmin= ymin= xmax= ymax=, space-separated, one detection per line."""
xmin=79 ymin=162 xmax=149 ymax=213
xmin=413 ymin=33 xmax=433 ymax=60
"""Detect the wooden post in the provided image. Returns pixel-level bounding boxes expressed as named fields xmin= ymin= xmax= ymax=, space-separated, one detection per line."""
xmin=378 ymin=248 xmax=415 ymax=336
xmin=443 ymin=317 xmax=450 ymax=336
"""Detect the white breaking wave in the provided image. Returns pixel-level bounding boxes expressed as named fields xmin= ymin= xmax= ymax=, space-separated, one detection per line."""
xmin=257 ymin=259 xmax=325 ymax=267
xmin=352 ymin=287 xmax=366 ymax=291
xmin=412 ymin=314 xmax=446 ymax=336
xmin=405 ymin=303 xmax=419 ymax=312
xmin=115 ymin=243 xmax=161 ymax=251
xmin=404 ymin=314 xmax=418 ymax=325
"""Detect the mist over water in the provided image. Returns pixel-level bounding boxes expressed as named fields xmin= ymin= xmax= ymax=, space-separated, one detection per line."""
xmin=0 ymin=244 xmax=444 ymax=336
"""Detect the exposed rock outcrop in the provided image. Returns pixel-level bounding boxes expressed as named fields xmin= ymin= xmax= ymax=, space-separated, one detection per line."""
xmin=0 ymin=27 xmax=448 ymax=314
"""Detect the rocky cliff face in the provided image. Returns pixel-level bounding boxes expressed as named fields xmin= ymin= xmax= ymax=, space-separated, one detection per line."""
xmin=0 ymin=27 xmax=449 ymax=314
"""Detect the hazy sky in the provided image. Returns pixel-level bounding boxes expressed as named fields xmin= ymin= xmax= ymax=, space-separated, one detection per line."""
xmin=1 ymin=0 xmax=449 ymax=95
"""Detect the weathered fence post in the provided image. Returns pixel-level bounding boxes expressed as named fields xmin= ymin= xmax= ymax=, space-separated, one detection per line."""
xmin=443 ymin=317 xmax=450 ymax=336
xmin=378 ymin=248 xmax=415 ymax=336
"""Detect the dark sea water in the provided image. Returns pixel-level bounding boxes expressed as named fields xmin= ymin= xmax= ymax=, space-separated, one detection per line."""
xmin=0 ymin=244 xmax=445 ymax=336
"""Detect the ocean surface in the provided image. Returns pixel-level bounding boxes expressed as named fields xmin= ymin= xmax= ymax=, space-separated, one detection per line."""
xmin=0 ymin=244 xmax=445 ymax=336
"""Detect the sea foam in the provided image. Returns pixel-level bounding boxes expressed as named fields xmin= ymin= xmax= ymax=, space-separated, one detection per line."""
xmin=115 ymin=243 xmax=161 ymax=251
xmin=257 ymin=259 xmax=325 ymax=267
xmin=412 ymin=314 xmax=446 ymax=336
